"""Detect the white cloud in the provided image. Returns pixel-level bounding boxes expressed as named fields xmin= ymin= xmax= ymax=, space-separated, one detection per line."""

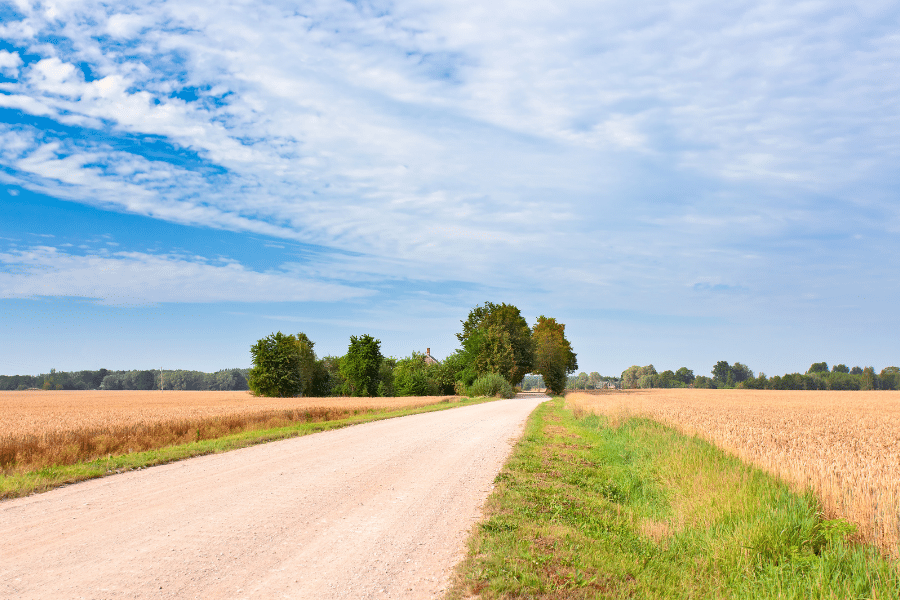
xmin=0 ymin=50 xmax=23 ymax=76
xmin=0 ymin=246 xmax=374 ymax=305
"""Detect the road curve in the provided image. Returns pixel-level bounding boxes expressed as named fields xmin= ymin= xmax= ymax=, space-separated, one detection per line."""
xmin=1 ymin=396 xmax=547 ymax=599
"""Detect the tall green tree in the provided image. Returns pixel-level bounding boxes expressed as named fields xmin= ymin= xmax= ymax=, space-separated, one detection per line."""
xmin=248 ymin=332 xmax=303 ymax=397
xmin=457 ymin=302 xmax=534 ymax=386
xmin=339 ymin=334 xmax=383 ymax=396
xmin=531 ymin=315 xmax=577 ymax=395
xmin=295 ymin=332 xmax=319 ymax=397
xmin=393 ymin=352 xmax=429 ymax=396
xmin=675 ymin=367 xmax=695 ymax=385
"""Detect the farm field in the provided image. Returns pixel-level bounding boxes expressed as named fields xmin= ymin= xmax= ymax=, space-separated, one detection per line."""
xmin=567 ymin=388 xmax=900 ymax=557
xmin=0 ymin=390 xmax=461 ymax=476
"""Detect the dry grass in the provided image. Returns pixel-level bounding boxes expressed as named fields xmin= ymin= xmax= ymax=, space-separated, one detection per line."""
xmin=567 ymin=388 xmax=900 ymax=557
xmin=0 ymin=390 xmax=460 ymax=474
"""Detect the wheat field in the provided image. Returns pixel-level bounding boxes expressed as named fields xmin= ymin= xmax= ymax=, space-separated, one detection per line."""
xmin=567 ymin=388 xmax=900 ymax=557
xmin=0 ymin=390 xmax=460 ymax=474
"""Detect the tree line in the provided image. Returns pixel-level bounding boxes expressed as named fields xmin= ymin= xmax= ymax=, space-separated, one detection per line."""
xmin=248 ymin=302 xmax=578 ymax=398
xmin=610 ymin=361 xmax=899 ymax=391
xmin=0 ymin=368 xmax=250 ymax=391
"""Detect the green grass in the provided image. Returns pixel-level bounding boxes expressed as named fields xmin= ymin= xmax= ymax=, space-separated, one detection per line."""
xmin=450 ymin=397 xmax=900 ymax=599
xmin=0 ymin=396 xmax=496 ymax=500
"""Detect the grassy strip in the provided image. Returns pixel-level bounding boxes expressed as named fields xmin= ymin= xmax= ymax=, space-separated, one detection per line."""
xmin=0 ymin=396 xmax=495 ymax=501
xmin=450 ymin=397 xmax=900 ymax=599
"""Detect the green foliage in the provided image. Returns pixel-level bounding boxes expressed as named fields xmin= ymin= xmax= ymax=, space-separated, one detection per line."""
xmin=693 ymin=375 xmax=716 ymax=389
xmin=467 ymin=372 xmax=516 ymax=398
xmin=531 ymin=315 xmax=577 ymax=395
xmin=861 ymin=366 xmax=876 ymax=390
xmin=675 ymin=367 xmax=694 ymax=385
xmin=393 ymin=353 xmax=429 ymax=396
xmin=376 ymin=357 xmax=396 ymax=397
xmin=621 ymin=365 xmax=657 ymax=389
xmin=248 ymin=332 xmax=304 ymax=397
xmin=430 ymin=350 xmax=468 ymax=394
xmin=0 ymin=368 xmax=249 ymax=392
xmin=316 ymin=355 xmax=344 ymax=396
xmin=808 ymin=361 xmax=830 ymax=374
xmin=294 ymin=332 xmax=319 ymax=397
xmin=339 ymin=334 xmax=384 ymax=396
xmin=457 ymin=302 xmax=534 ymax=386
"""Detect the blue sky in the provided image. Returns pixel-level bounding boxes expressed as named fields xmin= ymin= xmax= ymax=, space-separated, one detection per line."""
xmin=1 ymin=0 xmax=898 ymax=377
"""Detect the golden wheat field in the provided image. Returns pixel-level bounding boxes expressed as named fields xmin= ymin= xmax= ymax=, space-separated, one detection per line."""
xmin=0 ymin=390 xmax=460 ymax=474
xmin=567 ymin=388 xmax=900 ymax=557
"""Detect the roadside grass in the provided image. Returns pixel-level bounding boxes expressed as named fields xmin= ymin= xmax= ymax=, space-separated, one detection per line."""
xmin=0 ymin=396 xmax=494 ymax=500
xmin=449 ymin=397 xmax=900 ymax=599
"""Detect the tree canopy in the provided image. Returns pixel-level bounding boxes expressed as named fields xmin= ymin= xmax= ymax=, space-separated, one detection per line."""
xmin=456 ymin=302 xmax=534 ymax=386
xmin=339 ymin=334 xmax=384 ymax=396
xmin=248 ymin=332 xmax=304 ymax=397
xmin=531 ymin=315 xmax=577 ymax=395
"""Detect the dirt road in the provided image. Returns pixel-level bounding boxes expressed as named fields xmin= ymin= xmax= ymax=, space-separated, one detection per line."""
xmin=1 ymin=396 xmax=546 ymax=599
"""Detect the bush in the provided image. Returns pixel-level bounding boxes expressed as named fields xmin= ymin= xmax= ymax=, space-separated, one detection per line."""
xmin=467 ymin=373 xmax=516 ymax=399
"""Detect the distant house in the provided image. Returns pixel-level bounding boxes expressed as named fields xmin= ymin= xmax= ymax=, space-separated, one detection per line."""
xmin=424 ymin=348 xmax=440 ymax=366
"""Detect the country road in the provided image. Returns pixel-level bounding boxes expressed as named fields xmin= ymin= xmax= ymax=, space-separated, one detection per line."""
xmin=0 ymin=395 xmax=547 ymax=599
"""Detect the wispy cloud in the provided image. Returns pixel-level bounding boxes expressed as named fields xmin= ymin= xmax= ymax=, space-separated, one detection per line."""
xmin=0 ymin=246 xmax=373 ymax=305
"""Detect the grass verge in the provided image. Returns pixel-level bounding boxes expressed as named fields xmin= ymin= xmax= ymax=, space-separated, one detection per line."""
xmin=449 ymin=397 xmax=900 ymax=599
xmin=0 ymin=396 xmax=495 ymax=500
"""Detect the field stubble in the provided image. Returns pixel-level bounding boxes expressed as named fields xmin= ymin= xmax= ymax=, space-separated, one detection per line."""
xmin=567 ymin=388 xmax=900 ymax=557
xmin=0 ymin=390 xmax=459 ymax=474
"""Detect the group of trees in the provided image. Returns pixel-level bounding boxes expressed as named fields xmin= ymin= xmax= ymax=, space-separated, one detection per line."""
xmin=565 ymin=371 xmax=619 ymax=390
xmin=736 ymin=363 xmax=898 ymax=391
xmin=0 ymin=368 xmax=250 ymax=391
xmin=619 ymin=365 xmax=697 ymax=389
xmin=248 ymin=302 xmax=578 ymax=398
xmin=614 ymin=360 xmax=899 ymax=391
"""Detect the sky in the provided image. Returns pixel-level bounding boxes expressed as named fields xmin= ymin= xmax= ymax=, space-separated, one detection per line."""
xmin=1 ymin=0 xmax=898 ymax=378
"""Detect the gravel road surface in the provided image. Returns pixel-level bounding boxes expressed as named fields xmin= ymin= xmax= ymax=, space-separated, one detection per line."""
xmin=1 ymin=396 xmax=546 ymax=599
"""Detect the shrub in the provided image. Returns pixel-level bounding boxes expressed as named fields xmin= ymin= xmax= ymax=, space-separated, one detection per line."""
xmin=467 ymin=373 xmax=516 ymax=399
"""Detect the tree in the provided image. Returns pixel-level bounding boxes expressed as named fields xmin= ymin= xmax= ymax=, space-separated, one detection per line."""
xmin=531 ymin=315 xmax=577 ymax=395
xmin=339 ymin=334 xmax=384 ymax=396
xmin=658 ymin=370 xmax=676 ymax=388
xmin=832 ymin=364 xmax=850 ymax=374
xmin=575 ymin=372 xmax=589 ymax=389
xmin=712 ymin=361 xmax=732 ymax=385
xmin=621 ymin=365 xmax=656 ymax=389
xmin=732 ymin=362 xmax=753 ymax=383
xmin=295 ymin=332 xmax=319 ymax=397
xmin=879 ymin=366 xmax=899 ymax=391
xmin=808 ymin=362 xmax=829 ymax=374
xmin=394 ymin=353 xmax=429 ymax=396
xmin=675 ymin=367 xmax=695 ymax=386
xmin=861 ymin=366 xmax=876 ymax=391
xmin=457 ymin=302 xmax=534 ymax=386
xmin=248 ymin=332 xmax=303 ymax=397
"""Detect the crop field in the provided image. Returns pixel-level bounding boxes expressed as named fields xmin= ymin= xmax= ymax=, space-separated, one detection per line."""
xmin=566 ymin=388 xmax=900 ymax=557
xmin=0 ymin=390 xmax=460 ymax=474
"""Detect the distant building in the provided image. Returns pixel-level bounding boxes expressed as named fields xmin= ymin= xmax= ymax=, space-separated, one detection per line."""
xmin=424 ymin=348 xmax=440 ymax=366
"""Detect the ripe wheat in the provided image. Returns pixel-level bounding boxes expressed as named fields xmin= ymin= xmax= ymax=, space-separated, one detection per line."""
xmin=0 ymin=390 xmax=458 ymax=474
